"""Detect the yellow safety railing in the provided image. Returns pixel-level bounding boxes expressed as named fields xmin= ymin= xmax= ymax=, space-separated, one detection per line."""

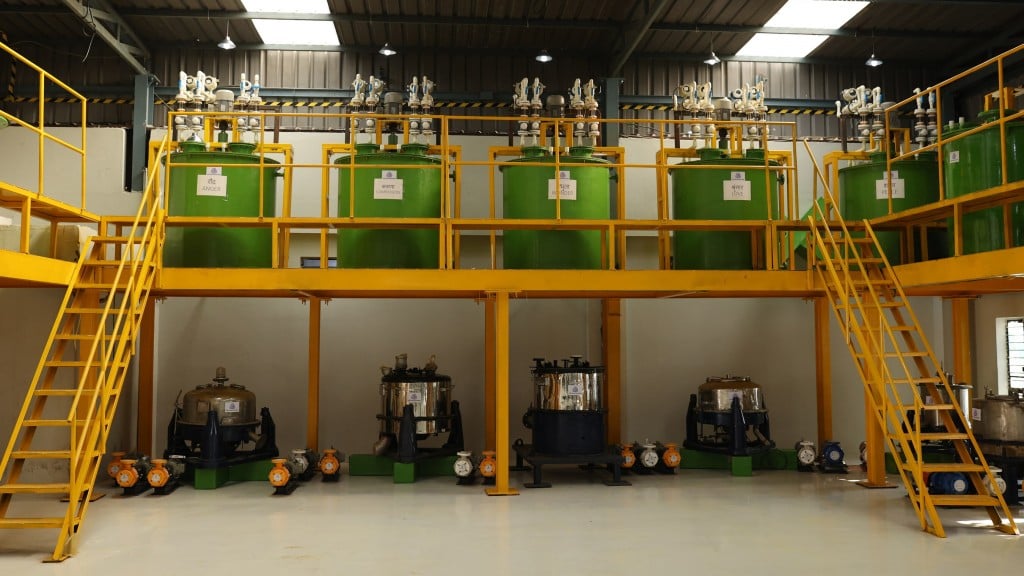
xmin=880 ymin=43 xmax=1024 ymax=257
xmin=149 ymin=109 xmax=800 ymax=273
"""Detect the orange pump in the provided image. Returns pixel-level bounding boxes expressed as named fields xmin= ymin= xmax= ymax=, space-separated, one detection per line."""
xmin=479 ymin=451 xmax=497 ymax=478
xmin=319 ymin=449 xmax=341 ymax=477
xmin=147 ymin=459 xmax=171 ymax=488
xmin=269 ymin=458 xmax=292 ymax=488
xmin=115 ymin=459 xmax=140 ymax=488
xmin=620 ymin=444 xmax=636 ymax=469
xmin=662 ymin=443 xmax=681 ymax=468
xmin=107 ymin=451 xmax=126 ymax=480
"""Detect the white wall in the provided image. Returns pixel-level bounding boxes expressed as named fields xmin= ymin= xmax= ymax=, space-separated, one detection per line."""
xmin=974 ymin=293 xmax=1024 ymax=395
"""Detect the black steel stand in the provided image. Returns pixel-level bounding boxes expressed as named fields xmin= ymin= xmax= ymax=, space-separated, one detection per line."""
xmin=512 ymin=442 xmax=631 ymax=488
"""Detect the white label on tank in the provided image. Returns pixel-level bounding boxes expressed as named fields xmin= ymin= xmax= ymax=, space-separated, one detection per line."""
xmin=973 ymin=407 xmax=982 ymax=421
xmin=723 ymin=179 xmax=751 ymax=201
xmin=196 ymin=174 xmax=227 ymax=197
xmin=875 ymin=172 xmax=905 ymax=199
xmin=407 ymin=391 xmax=423 ymax=403
xmin=205 ymin=166 xmax=222 ymax=176
xmin=566 ymin=383 xmax=583 ymax=396
xmin=373 ymin=176 xmax=404 ymax=200
xmin=224 ymin=400 xmax=240 ymax=413
xmin=949 ymin=150 xmax=960 ymax=164
xmin=731 ymin=171 xmax=745 ymax=180
xmin=548 ymin=171 xmax=577 ymax=200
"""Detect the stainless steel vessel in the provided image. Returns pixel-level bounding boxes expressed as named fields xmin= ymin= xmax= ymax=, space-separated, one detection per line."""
xmin=178 ymin=367 xmax=258 ymax=427
xmin=533 ymin=356 xmax=604 ymax=411
xmin=973 ymin=392 xmax=1024 ymax=442
xmin=917 ymin=382 xmax=973 ymax=430
xmin=697 ymin=376 xmax=766 ymax=413
xmin=380 ymin=354 xmax=453 ymax=437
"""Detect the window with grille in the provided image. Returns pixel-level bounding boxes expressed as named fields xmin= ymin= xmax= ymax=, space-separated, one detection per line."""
xmin=1010 ymin=318 xmax=1024 ymax=390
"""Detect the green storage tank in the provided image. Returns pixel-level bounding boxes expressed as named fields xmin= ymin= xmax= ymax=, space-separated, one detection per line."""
xmin=838 ymin=151 xmax=944 ymax=264
xmin=501 ymin=146 xmax=611 ymax=269
xmin=334 ymin=143 xmax=442 ymax=268
xmin=671 ymin=148 xmax=780 ymax=270
xmin=164 ymin=142 xmax=278 ymax=268
xmin=943 ymin=110 xmax=1024 ymax=254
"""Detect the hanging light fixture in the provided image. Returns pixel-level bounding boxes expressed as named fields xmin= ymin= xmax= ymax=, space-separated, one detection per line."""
xmin=535 ymin=49 xmax=553 ymax=63
xmin=379 ymin=42 xmax=397 ymax=56
xmin=865 ymin=31 xmax=882 ymax=67
xmin=218 ymin=21 xmax=236 ymax=50
xmin=704 ymin=34 xmax=720 ymax=66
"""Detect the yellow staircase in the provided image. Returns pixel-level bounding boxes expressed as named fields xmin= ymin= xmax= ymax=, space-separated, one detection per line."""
xmin=806 ymin=186 xmax=1018 ymax=537
xmin=0 ymin=161 xmax=165 ymax=561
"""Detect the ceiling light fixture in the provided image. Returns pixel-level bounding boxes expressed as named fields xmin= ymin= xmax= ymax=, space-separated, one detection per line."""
xmin=218 ymin=22 xmax=236 ymax=50
xmin=704 ymin=34 xmax=720 ymax=66
xmin=865 ymin=31 xmax=882 ymax=67
xmin=535 ymin=49 xmax=553 ymax=63
xmin=379 ymin=42 xmax=397 ymax=56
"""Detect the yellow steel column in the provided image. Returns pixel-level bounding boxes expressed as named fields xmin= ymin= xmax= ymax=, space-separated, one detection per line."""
xmin=307 ymin=296 xmax=321 ymax=451
xmin=814 ymin=297 xmax=833 ymax=448
xmin=484 ymin=298 xmax=496 ymax=450
xmin=860 ymin=304 xmax=892 ymax=488
xmin=136 ymin=299 xmax=156 ymax=453
xmin=951 ymin=297 xmax=973 ymax=384
xmin=602 ymin=299 xmax=622 ymax=445
xmin=486 ymin=291 xmax=518 ymax=496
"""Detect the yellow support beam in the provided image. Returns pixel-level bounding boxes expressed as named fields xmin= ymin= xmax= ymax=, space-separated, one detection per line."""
xmin=814 ymin=297 xmax=832 ymax=449
xmin=951 ymin=298 xmax=973 ymax=384
xmin=602 ymin=299 xmax=622 ymax=445
xmin=0 ymin=251 xmax=75 ymax=286
xmin=485 ymin=291 xmax=518 ymax=497
xmin=136 ymin=299 xmax=155 ymax=454
xmin=307 ymin=296 xmax=321 ymax=450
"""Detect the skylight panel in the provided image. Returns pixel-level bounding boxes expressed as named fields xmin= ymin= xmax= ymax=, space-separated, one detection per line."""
xmin=252 ymin=20 xmax=340 ymax=46
xmin=241 ymin=0 xmax=330 ymax=14
xmin=764 ymin=0 xmax=868 ymax=28
xmin=736 ymin=34 xmax=830 ymax=59
xmin=735 ymin=0 xmax=869 ymax=58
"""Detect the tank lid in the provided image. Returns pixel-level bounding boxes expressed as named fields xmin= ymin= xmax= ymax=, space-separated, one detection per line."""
xmin=520 ymin=145 xmax=548 ymax=158
xmin=531 ymin=356 xmax=605 ymax=374
xmin=569 ymin=146 xmax=594 ymax=158
xmin=227 ymin=142 xmax=256 ymax=155
xmin=356 ymin=143 xmax=381 ymax=155
xmin=744 ymin=148 xmax=767 ymax=161
xmin=978 ymin=108 xmax=1018 ymax=124
xmin=697 ymin=147 xmax=726 ymax=161
xmin=400 ymin=142 xmax=429 ymax=156
xmin=179 ymin=141 xmax=206 ymax=153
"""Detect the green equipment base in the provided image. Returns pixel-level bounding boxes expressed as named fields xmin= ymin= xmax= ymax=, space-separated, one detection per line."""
xmin=349 ymin=453 xmax=457 ymax=483
xmin=678 ymin=449 xmax=797 ymax=476
xmin=187 ymin=459 xmax=275 ymax=490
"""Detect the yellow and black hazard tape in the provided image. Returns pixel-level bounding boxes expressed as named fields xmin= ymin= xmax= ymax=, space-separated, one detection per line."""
xmin=3 ymin=94 xmax=840 ymax=116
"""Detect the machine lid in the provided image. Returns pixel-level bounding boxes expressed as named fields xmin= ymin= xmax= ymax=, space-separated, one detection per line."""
xmin=381 ymin=367 xmax=452 ymax=383
xmin=705 ymin=375 xmax=751 ymax=383
xmin=531 ymin=356 xmax=605 ymax=375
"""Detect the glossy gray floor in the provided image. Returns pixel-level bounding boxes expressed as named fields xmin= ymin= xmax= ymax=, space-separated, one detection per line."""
xmin=1 ymin=467 xmax=1022 ymax=574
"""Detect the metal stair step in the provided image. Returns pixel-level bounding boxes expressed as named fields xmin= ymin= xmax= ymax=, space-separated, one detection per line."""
xmin=34 ymin=388 xmax=98 ymax=397
xmin=929 ymin=494 xmax=1003 ymax=507
xmin=53 ymin=334 xmax=104 ymax=341
xmin=23 ymin=419 xmax=72 ymax=427
xmin=890 ymin=432 xmax=969 ymax=442
xmin=44 ymin=360 xmax=128 ymax=368
xmin=90 ymin=236 xmax=145 ymax=244
xmin=919 ymin=403 xmax=956 ymax=411
xmin=915 ymin=462 xmax=987 ymax=473
xmin=855 ymin=351 xmax=929 ymax=359
xmin=76 ymin=283 xmax=130 ymax=290
xmin=11 ymin=450 xmax=72 ymax=459
xmin=892 ymin=377 xmax=943 ymax=384
xmin=0 ymin=518 xmax=68 ymax=529
xmin=0 ymin=483 xmax=71 ymax=494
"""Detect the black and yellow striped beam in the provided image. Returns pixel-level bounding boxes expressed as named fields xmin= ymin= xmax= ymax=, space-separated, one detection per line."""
xmin=4 ymin=95 xmax=844 ymax=116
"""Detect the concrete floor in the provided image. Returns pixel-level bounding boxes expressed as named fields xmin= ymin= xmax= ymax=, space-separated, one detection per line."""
xmin=1 ymin=467 xmax=1022 ymax=574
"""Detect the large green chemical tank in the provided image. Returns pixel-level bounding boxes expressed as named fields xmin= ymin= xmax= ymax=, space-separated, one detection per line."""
xmin=943 ymin=110 xmax=1024 ymax=253
xmin=501 ymin=146 xmax=612 ymax=269
xmin=334 ymin=143 xmax=442 ymax=268
xmin=164 ymin=142 xmax=278 ymax=268
xmin=838 ymin=151 xmax=943 ymax=263
xmin=671 ymin=148 xmax=780 ymax=269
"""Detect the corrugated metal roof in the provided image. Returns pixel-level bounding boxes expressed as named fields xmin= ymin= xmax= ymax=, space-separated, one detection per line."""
xmin=2 ymin=0 xmax=1020 ymax=68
